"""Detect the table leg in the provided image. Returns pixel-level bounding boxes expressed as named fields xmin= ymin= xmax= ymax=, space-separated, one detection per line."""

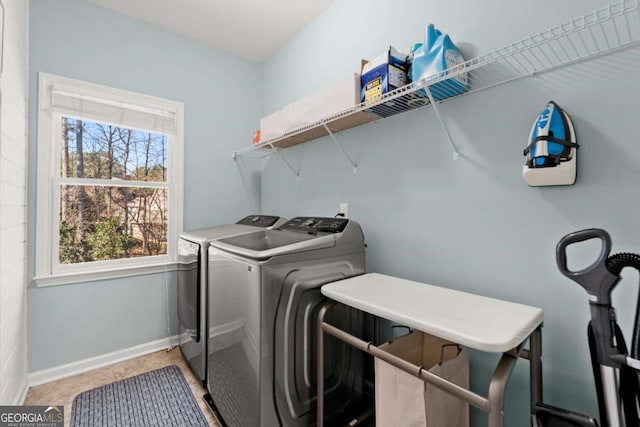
xmin=317 ymin=301 xmax=336 ymax=427
xmin=529 ymin=327 xmax=543 ymax=412
xmin=487 ymin=352 xmax=519 ymax=427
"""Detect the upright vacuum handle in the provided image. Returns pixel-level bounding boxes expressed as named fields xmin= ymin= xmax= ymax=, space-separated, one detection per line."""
xmin=556 ymin=228 xmax=619 ymax=305
xmin=557 ymin=229 xmax=623 ymax=369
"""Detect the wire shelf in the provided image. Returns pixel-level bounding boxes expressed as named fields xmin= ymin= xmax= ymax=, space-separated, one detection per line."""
xmin=236 ymin=0 xmax=640 ymax=158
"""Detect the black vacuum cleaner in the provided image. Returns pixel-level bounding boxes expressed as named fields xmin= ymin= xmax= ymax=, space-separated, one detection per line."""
xmin=533 ymin=228 xmax=640 ymax=427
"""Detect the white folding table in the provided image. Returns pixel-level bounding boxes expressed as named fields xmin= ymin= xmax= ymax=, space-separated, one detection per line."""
xmin=317 ymin=273 xmax=544 ymax=427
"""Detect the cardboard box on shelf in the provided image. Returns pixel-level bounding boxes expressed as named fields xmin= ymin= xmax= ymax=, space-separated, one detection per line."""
xmin=360 ymin=46 xmax=408 ymax=104
xmin=259 ymin=74 xmax=361 ymax=142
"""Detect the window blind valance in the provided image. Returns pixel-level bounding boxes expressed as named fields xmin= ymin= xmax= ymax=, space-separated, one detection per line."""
xmin=49 ymin=83 xmax=177 ymax=134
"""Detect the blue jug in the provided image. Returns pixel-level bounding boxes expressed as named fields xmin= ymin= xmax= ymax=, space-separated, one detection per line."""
xmin=410 ymin=24 xmax=467 ymax=101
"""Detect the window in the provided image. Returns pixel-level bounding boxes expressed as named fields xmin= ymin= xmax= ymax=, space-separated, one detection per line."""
xmin=35 ymin=73 xmax=184 ymax=285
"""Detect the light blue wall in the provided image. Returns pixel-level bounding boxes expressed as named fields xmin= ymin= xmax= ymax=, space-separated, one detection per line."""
xmin=27 ymin=0 xmax=262 ymax=371
xmin=261 ymin=0 xmax=640 ymax=425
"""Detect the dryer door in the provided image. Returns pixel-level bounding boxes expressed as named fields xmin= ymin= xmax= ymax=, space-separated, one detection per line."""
xmin=177 ymin=238 xmax=200 ymax=342
xmin=273 ymin=261 xmax=366 ymax=425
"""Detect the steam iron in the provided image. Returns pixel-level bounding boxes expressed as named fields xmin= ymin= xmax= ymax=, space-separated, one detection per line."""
xmin=523 ymin=101 xmax=579 ymax=186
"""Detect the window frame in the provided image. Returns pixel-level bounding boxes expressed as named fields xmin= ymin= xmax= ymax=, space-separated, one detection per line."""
xmin=34 ymin=73 xmax=184 ymax=286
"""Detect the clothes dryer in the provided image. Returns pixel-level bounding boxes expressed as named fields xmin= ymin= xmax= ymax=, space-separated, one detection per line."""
xmin=205 ymin=217 xmax=370 ymax=427
xmin=177 ymin=215 xmax=287 ymax=386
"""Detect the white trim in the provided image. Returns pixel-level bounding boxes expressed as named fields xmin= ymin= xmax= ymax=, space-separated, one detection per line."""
xmin=28 ymin=335 xmax=180 ymax=386
xmin=56 ymin=177 xmax=170 ymax=188
xmin=35 ymin=73 xmax=55 ymax=279
xmin=34 ymin=261 xmax=178 ymax=287
xmin=19 ymin=0 xmax=30 ymax=410
xmin=17 ymin=380 xmax=29 ymax=405
xmin=5 ymin=377 xmax=29 ymax=405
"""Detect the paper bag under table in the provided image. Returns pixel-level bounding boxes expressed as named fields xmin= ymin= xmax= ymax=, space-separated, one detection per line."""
xmin=375 ymin=331 xmax=469 ymax=427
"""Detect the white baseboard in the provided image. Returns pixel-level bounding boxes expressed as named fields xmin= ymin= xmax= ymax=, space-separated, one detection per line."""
xmin=8 ymin=377 xmax=29 ymax=405
xmin=16 ymin=379 xmax=28 ymax=405
xmin=28 ymin=335 xmax=180 ymax=387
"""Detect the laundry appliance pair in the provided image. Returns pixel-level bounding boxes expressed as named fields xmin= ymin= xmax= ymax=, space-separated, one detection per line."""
xmin=204 ymin=216 xmax=372 ymax=427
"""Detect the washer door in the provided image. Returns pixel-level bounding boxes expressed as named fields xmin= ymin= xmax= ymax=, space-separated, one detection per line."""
xmin=273 ymin=263 xmax=365 ymax=425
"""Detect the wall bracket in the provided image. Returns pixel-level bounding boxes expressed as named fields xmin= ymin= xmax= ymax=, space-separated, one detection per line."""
xmin=322 ymin=123 xmax=358 ymax=174
xmin=267 ymin=142 xmax=299 ymax=176
xmin=423 ymin=86 xmax=460 ymax=161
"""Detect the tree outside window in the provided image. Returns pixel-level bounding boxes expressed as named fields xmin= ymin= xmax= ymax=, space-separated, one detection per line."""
xmin=35 ymin=73 xmax=183 ymax=285
xmin=58 ymin=117 xmax=169 ymax=264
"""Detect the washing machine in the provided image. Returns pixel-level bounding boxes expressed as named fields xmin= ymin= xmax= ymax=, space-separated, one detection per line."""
xmin=204 ymin=216 xmax=371 ymax=427
xmin=177 ymin=215 xmax=287 ymax=386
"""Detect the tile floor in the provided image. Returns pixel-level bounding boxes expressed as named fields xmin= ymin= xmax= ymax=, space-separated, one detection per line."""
xmin=24 ymin=347 xmax=219 ymax=427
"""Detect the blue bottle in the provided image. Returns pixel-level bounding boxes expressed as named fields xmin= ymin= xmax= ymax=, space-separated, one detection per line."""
xmin=410 ymin=24 xmax=467 ymax=101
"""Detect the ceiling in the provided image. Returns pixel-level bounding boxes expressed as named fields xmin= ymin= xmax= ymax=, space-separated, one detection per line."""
xmin=86 ymin=0 xmax=336 ymax=63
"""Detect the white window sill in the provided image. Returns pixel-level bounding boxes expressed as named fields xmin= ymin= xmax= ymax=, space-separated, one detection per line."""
xmin=33 ymin=262 xmax=178 ymax=287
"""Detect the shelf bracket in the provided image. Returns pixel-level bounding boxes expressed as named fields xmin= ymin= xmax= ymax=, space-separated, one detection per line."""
xmin=322 ymin=123 xmax=358 ymax=174
xmin=423 ymin=86 xmax=460 ymax=160
xmin=267 ymin=142 xmax=299 ymax=177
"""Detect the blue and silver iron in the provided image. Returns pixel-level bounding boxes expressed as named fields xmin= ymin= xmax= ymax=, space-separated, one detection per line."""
xmin=523 ymin=101 xmax=579 ymax=186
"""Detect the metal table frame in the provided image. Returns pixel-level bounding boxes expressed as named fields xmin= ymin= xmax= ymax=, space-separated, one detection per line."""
xmin=317 ymin=300 xmax=543 ymax=427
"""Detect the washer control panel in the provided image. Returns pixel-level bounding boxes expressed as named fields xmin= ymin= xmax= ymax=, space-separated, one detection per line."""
xmin=280 ymin=217 xmax=349 ymax=234
xmin=236 ymin=215 xmax=281 ymax=227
